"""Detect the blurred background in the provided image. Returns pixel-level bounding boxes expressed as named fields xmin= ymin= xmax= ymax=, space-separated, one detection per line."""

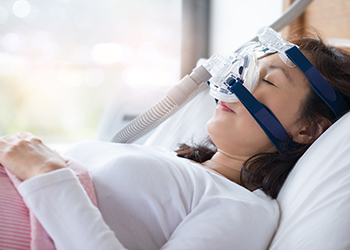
xmin=0 ymin=0 xmax=282 ymax=145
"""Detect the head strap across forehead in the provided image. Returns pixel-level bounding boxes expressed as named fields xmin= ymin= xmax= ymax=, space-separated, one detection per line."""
xmin=285 ymin=46 xmax=349 ymax=118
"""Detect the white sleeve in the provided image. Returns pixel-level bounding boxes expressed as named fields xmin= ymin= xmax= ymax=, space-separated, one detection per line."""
xmin=18 ymin=168 xmax=127 ymax=250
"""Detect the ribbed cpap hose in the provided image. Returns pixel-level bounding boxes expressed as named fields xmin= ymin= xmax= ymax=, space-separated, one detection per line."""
xmin=111 ymin=65 xmax=212 ymax=143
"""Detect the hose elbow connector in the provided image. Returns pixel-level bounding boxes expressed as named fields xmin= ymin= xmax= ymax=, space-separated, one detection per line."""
xmin=166 ymin=65 xmax=212 ymax=106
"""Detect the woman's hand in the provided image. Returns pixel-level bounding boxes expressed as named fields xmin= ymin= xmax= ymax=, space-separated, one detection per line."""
xmin=0 ymin=132 xmax=66 ymax=180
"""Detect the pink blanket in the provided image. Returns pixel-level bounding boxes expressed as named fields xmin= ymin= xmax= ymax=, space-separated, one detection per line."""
xmin=0 ymin=157 xmax=97 ymax=250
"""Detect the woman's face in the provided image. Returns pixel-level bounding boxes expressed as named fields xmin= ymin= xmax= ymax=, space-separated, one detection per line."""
xmin=206 ymin=53 xmax=310 ymax=158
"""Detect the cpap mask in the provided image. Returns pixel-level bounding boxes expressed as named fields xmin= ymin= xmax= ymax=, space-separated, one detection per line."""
xmin=203 ymin=27 xmax=349 ymax=153
xmin=206 ymin=27 xmax=295 ymax=103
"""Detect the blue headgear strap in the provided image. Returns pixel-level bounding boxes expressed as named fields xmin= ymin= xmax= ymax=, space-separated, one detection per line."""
xmin=228 ymin=79 xmax=295 ymax=154
xmin=285 ymin=46 xmax=349 ymax=118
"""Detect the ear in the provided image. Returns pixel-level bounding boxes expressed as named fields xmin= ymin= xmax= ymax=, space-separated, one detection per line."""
xmin=293 ymin=118 xmax=332 ymax=144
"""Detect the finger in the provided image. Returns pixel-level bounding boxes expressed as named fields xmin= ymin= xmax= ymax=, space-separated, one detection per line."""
xmin=14 ymin=132 xmax=36 ymax=140
xmin=14 ymin=132 xmax=43 ymax=146
xmin=0 ymin=136 xmax=19 ymax=161
xmin=0 ymin=135 xmax=20 ymax=147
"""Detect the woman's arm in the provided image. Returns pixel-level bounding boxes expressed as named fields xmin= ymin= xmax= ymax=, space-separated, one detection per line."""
xmin=18 ymin=168 xmax=126 ymax=250
xmin=0 ymin=132 xmax=126 ymax=250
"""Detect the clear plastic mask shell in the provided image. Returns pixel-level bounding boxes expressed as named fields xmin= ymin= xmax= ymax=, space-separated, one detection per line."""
xmin=258 ymin=26 xmax=296 ymax=68
xmin=278 ymin=51 xmax=296 ymax=68
xmin=208 ymin=49 xmax=260 ymax=103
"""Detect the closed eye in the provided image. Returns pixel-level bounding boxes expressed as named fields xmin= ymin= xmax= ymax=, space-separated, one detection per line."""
xmin=263 ymin=79 xmax=276 ymax=87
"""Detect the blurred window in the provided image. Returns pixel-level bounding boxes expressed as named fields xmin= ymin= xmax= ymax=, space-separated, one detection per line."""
xmin=0 ymin=0 xmax=182 ymax=143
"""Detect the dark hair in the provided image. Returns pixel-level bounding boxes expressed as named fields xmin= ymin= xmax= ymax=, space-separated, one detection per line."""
xmin=176 ymin=32 xmax=350 ymax=199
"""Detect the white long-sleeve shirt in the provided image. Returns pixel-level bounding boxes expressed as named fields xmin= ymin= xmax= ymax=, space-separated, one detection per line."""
xmin=18 ymin=141 xmax=279 ymax=250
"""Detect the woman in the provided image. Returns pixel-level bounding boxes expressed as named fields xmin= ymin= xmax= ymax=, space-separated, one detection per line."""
xmin=1 ymin=33 xmax=350 ymax=250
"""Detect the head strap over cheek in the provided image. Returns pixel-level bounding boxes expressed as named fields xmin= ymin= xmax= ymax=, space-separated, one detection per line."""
xmin=228 ymin=78 xmax=295 ymax=154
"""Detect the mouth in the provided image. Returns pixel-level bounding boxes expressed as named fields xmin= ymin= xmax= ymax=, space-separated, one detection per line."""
xmin=217 ymin=101 xmax=235 ymax=113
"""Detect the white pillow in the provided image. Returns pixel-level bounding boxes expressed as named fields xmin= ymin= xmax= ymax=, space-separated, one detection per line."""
xmin=269 ymin=111 xmax=350 ymax=249
xmin=144 ymin=85 xmax=216 ymax=151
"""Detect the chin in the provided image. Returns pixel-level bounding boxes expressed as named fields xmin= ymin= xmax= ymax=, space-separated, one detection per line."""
xmin=206 ymin=116 xmax=231 ymax=136
xmin=206 ymin=118 xmax=216 ymax=137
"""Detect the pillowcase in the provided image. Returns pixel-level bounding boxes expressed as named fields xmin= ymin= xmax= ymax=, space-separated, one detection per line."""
xmin=269 ymin=111 xmax=350 ymax=249
xmin=144 ymin=86 xmax=216 ymax=151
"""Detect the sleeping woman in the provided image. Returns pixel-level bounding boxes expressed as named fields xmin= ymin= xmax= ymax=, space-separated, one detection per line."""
xmin=1 ymin=31 xmax=350 ymax=250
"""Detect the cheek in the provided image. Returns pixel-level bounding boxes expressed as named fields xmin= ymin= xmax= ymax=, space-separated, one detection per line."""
xmin=207 ymin=107 xmax=274 ymax=155
xmin=260 ymin=92 xmax=305 ymax=133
